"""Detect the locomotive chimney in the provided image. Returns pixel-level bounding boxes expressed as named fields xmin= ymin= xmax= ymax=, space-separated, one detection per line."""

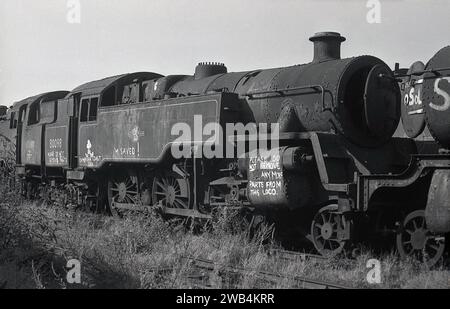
xmin=309 ymin=32 xmax=346 ymax=63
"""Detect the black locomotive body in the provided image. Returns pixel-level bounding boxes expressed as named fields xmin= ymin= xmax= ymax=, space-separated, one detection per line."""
xmin=0 ymin=106 xmax=15 ymax=181
xmin=0 ymin=32 xmax=448 ymax=265
xmin=389 ymin=46 xmax=450 ymax=265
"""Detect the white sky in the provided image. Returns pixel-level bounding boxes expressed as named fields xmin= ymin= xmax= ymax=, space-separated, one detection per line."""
xmin=1 ymin=0 xmax=449 ymax=106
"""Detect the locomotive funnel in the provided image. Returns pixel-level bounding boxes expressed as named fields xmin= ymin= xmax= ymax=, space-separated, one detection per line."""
xmin=309 ymin=32 xmax=346 ymax=63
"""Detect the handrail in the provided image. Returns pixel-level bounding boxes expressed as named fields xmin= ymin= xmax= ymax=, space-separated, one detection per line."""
xmin=394 ymin=66 xmax=450 ymax=78
xmin=244 ymin=84 xmax=329 ymax=111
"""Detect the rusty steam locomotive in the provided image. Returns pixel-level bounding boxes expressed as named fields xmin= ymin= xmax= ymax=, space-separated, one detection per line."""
xmin=0 ymin=32 xmax=448 ymax=266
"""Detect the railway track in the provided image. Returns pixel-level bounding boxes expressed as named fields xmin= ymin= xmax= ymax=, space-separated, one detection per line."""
xmin=268 ymin=249 xmax=328 ymax=263
xmin=149 ymin=256 xmax=351 ymax=289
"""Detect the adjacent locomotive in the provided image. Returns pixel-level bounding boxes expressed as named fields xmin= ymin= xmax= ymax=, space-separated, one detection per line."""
xmin=392 ymin=46 xmax=450 ymax=265
xmin=0 ymin=32 xmax=448 ymax=266
xmin=0 ymin=105 xmax=15 ymax=183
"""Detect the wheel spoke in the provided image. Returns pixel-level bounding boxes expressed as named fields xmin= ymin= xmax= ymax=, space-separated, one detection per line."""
xmin=174 ymin=194 xmax=188 ymax=199
xmin=420 ymin=217 xmax=426 ymax=229
xmin=405 ymin=246 xmax=414 ymax=255
xmin=427 ymin=244 xmax=440 ymax=252
xmin=405 ymin=229 xmax=414 ymax=235
xmin=328 ymin=212 xmax=333 ymax=222
xmin=156 ymin=181 xmax=165 ymax=189
xmin=174 ymin=199 xmax=188 ymax=209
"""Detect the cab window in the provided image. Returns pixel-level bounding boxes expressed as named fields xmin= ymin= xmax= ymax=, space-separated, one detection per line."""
xmin=121 ymin=83 xmax=139 ymax=104
xmin=89 ymin=98 xmax=98 ymax=121
xmin=80 ymin=97 xmax=99 ymax=122
xmin=101 ymin=86 xmax=116 ymax=107
xmin=9 ymin=112 xmax=16 ymax=129
xmin=28 ymin=102 xmax=40 ymax=125
xmin=18 ymin=105 xmax=27 ymax=124
xmin=40 ymin=100 xmax=57 ymax=124
xmin=80 ymin=99 xmax=89 ymax=122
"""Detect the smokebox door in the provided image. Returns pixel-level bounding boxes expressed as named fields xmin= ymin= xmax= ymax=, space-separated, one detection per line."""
xmin=364 ymin=64 xmax=400 ymax=138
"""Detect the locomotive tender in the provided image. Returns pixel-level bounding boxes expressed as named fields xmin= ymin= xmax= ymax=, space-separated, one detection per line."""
xmin=0 ymin=32 xmax=448 ymax=266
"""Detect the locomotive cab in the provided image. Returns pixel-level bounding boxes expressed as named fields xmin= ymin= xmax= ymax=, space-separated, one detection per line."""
xmin=16 ymin=91 xmax=69 ymax=173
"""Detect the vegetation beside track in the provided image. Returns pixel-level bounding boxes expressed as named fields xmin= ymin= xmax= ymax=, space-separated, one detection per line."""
xmin=0 ymin=184 xmax=448 ymax=289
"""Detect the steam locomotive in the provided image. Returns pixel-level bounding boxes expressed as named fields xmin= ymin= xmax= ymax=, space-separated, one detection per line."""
xmin=393 ymin=45 xmax=450 ymax=266
xmin=0 ymin=32 xmax=448 ymax=266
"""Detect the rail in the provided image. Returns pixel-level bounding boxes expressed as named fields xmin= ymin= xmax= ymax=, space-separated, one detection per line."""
xmin=148 ymin=255 xmax=351 ymax=289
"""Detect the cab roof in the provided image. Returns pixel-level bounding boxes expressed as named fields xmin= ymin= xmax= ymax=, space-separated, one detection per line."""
xmin=11 ymin=91 xmax=69 ymax=110
xmin=69 ymin=72 xmax=163 ymax=97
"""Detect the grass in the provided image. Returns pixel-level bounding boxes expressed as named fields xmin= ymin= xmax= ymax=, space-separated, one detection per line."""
xmin=0 ymin=183 xmax=449 ymax=289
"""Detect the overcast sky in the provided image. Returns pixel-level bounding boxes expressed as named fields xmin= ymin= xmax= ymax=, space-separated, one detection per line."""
xmin=1 ymin=0 xmax=449 ymax=106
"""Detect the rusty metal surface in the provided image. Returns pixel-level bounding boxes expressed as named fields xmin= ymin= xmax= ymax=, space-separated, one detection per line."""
xmin=422 ymin=46 xmax=450 ymax=147
xmin=426 ymin=169 xmax=450 ymax=233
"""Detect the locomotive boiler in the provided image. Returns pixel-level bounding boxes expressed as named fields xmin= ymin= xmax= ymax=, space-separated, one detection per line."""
xmin=171 ymin=32 xmax=400 ymax=148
